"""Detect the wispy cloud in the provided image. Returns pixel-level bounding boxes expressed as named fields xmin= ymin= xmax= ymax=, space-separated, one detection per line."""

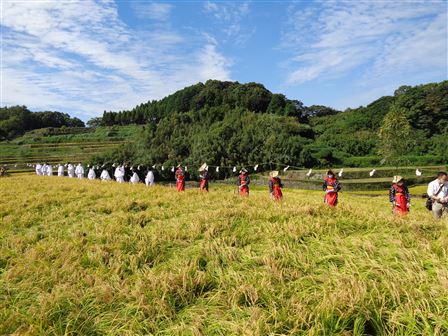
xmin=1 ymin=1 xmax=231 ymax=119
xmin=282 ymin=1 xmax=447 ymax=92
xmin=131 ymin=2 xmax=173 ymax=21
xmin=203 ymin=1 xmax=254 ymax=45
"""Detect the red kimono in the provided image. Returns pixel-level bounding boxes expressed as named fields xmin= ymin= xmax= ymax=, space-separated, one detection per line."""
xmin=199 ymin=171 xmax=209 ymax=192
xmin=323 ymin=177 xmax=341 ymax=207
xmin=238 ymin=174 xmax=250 ymax=196
xmin=389 ymin=183 xmax=410 ymax=215
xmin=175 ymin=167 xmax=185 ymax=192
xmin=269 ymin=177 xmax=283 ymax=201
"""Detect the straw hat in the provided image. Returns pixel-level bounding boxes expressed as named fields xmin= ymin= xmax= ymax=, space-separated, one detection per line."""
xmin=270 ymin=171 xmax=279 ymax=178
xmin=239 ymin=168 xmax=248 ymax=174
xmin=198 ymin=163 xmax=208 ymax=171
xmin=392 ymin=175 xmax=404 ymax=183
xmin=176 ymin=164 xmax=182 ymax=168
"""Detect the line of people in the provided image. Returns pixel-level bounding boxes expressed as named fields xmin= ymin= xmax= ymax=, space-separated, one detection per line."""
xmin=33 ymin=162 xmax=447 ymax=219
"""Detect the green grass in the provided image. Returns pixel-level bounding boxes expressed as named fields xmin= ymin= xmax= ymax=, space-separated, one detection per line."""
xmin=1 ymin=176 xmax=447 ymax=335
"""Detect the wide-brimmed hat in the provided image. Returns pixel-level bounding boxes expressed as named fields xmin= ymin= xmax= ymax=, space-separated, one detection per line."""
xmin=240 ymin=168 xmax=248 ymax=174
xmin=198 ymin=163 xmax=208 ymax=171
xmin=176 ymin=164 xmax=182 ymax=168
xmin=270 ymin=171 xmax=279 ymax=178
xmin=392 ymin=175 xmax=404 ymax=183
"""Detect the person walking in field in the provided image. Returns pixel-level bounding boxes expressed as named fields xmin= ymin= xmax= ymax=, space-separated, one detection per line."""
xmin=57 ymin=164 xmax=64 ymax=177
xmin=175 ymin=164 xmax=185 ymax=192
xmin=41 ymin=163 xmax=48 ymax=176
xmin=67 ymin=163 xmax=75 ymax=178
xmin=35 ymin=163 xmax=43 ymax=175
xmin=323 ymin=170 xmax=341 ymax=207
xmin=238 ymin=168 xmax=250 ymax=196
xmin=75 ymin=163 xmax=84 ymax=179
xmin=100 ymin=168 xmax=112 ymax=181
xmin=198 ymin=163 xmax=209 ymax=192
xmin=145 ymin=169 xmax=155 ymax=186
xmin=389 ymin=176 xmax=410 ymax=215
xmin=87 ymin=165 xmax=96 ymax=180
xmin=46 ymin=164 xmax=53 ymax=176
xmin=427 ymin=172 xmax=448 ymax=219
xmin=114 ymin=164 xmax=125 ymax=183
xmin=269 ymin=171 xmax=283 ymax=201
xmin=130 ymin=169 xmax=140 ymax=184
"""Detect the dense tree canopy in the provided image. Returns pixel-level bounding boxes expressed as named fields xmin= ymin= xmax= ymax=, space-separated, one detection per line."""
xmin=0 ymin=106 xmax=84 ymax=140
xmin=95 ymin=80 xmax=447 ymax=169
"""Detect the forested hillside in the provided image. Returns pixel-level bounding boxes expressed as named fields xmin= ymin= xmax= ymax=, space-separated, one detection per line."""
xmin=0 ymin=106 xmax=85 ymax=140
xmin=95 ymin=80 xmax=447 ymax=168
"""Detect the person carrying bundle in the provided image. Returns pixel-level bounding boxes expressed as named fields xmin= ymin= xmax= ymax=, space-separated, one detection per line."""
xmin=269 ymin=171 xmax=283 ymax=201
xmin=198 ymin=163 xmax=209 ymax=192
xmin=323 ymin=170 xmax=341 ymax=207
xmin=114 ymin=164 xmax=125 ymax=183
xmin=238 ymin=168 xmax=250 ymax=196
xmin=100 ymin=168 xmax=112 ymax=181
xmin=389 ymin=176 xmax=410 ymax=215
xmin=175 ymin=164 xmax=185 ymax=192
xmin=130 ymin=169 xmax=140 ymax=184
xmin=87 ymin=165 xmax=96 ymax=180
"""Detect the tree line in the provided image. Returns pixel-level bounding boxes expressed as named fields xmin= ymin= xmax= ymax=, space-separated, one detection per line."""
xmin=0 ymin=106 xmax=85 ymax=140
xmin=92 ymin=80 xmax=447 ymax=169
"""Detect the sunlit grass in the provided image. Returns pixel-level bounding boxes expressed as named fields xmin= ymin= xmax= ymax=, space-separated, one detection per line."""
xmin=1 ymin=176 xmax=447 ymax=335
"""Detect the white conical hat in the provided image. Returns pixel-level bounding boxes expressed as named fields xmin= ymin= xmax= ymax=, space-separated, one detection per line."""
xmin=198 ymin=163 xmax=208 ymax=171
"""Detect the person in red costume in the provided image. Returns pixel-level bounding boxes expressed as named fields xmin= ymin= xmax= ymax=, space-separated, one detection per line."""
xmin=175 ymin=164 xmax=185 ymax=192
xmin=198 ymin=163 xmax=209 ymax=192
xmin=389 ymin=175 xmax=410 ymax=215
xmin=269 ymin=170 xmax=283 ymax=201
xmin=323 ymin=170 xmax=341 ymax=206
xmin=238 ymin=168 xmax=250 ymax=196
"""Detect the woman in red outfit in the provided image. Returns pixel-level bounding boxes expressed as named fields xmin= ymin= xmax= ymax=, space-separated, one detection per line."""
xmin=238 ymin=168 xmax=250 ymax=196
xmin=198 ymin=163 xmax=209 ymax=192
xmin=389 ymin=175 xmax=410 ymax=215
xmin=269 ymin=171 xmax=283 ymax=201
xmin=175 ymin=164 xmax=185 ymax=192
xmin=323 ymin=170 xmax=341 ymax=207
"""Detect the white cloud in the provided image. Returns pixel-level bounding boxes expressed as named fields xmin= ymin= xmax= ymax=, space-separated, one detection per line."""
xmin=282 ymin=1 xmax=447 ymax=87
xmin=131 ymin=2 xmax=173 ymax=21
xmin=203 ymin=1 xmax=254 ymax=45
xmin=1 ymin=0 xmax=232 ymax=119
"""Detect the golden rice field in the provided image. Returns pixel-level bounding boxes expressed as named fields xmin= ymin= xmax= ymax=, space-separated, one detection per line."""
xmin=1 ymin=176 xmax=447 ymax=335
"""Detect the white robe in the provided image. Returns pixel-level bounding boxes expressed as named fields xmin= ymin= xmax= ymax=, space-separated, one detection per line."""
xmin=145 ymin=171 xmax=155 ymax=186
xmin=130 ymin=172 xmax=140 ymax=184
xmin=100 ymin=170 xmax=111 ymax=181
xmin=87 ymin=168 xmax=96 ymax=180
xmin=75 ymin=164 xmax=84 ymax=179
xmin=57 ymin=165 xmax=64 ymax=176
xmin=35 ymin=164 xmax=42 ymax=176
xmin=67 ymin=164 xmax=75 ymax=178
xmin=114 ymin=166 xmax=125 ymax=183
xmin=41 ymin=164 xmax=48 ymax=175
xmin=47 ymin=165 xmax=53 ymax=176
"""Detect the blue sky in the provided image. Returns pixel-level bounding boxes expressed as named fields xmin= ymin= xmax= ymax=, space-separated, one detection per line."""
xmin=2 ymin=0 xmax=447 ymax=121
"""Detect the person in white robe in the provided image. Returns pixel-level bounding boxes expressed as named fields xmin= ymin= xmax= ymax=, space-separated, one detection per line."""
xmin=75 ymin=163 xmax=84 ymax=179
xmin=35 ymin=163 xmax=43 ymax=176
xmin=145 ymin=170 xmax=155 ymax=186
xmin=67 ymin=163 xmax=75 ymax=178
xmin=87 ymin=167 xmax=96 ymax=180
xmin=100 ymin=169 xmax=111 ymax=181
xmin=41 ymin=163 xmax=48 ymax=176
xmin=57 ymin=164 xmax=64 ymax=176
xmin=114 ymin=165 xmax=125 ymax=183
xmin=47 ymin=165 xmax=53 ymax=176
xmin=130 ymin=171 xmax=140 ymax=184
